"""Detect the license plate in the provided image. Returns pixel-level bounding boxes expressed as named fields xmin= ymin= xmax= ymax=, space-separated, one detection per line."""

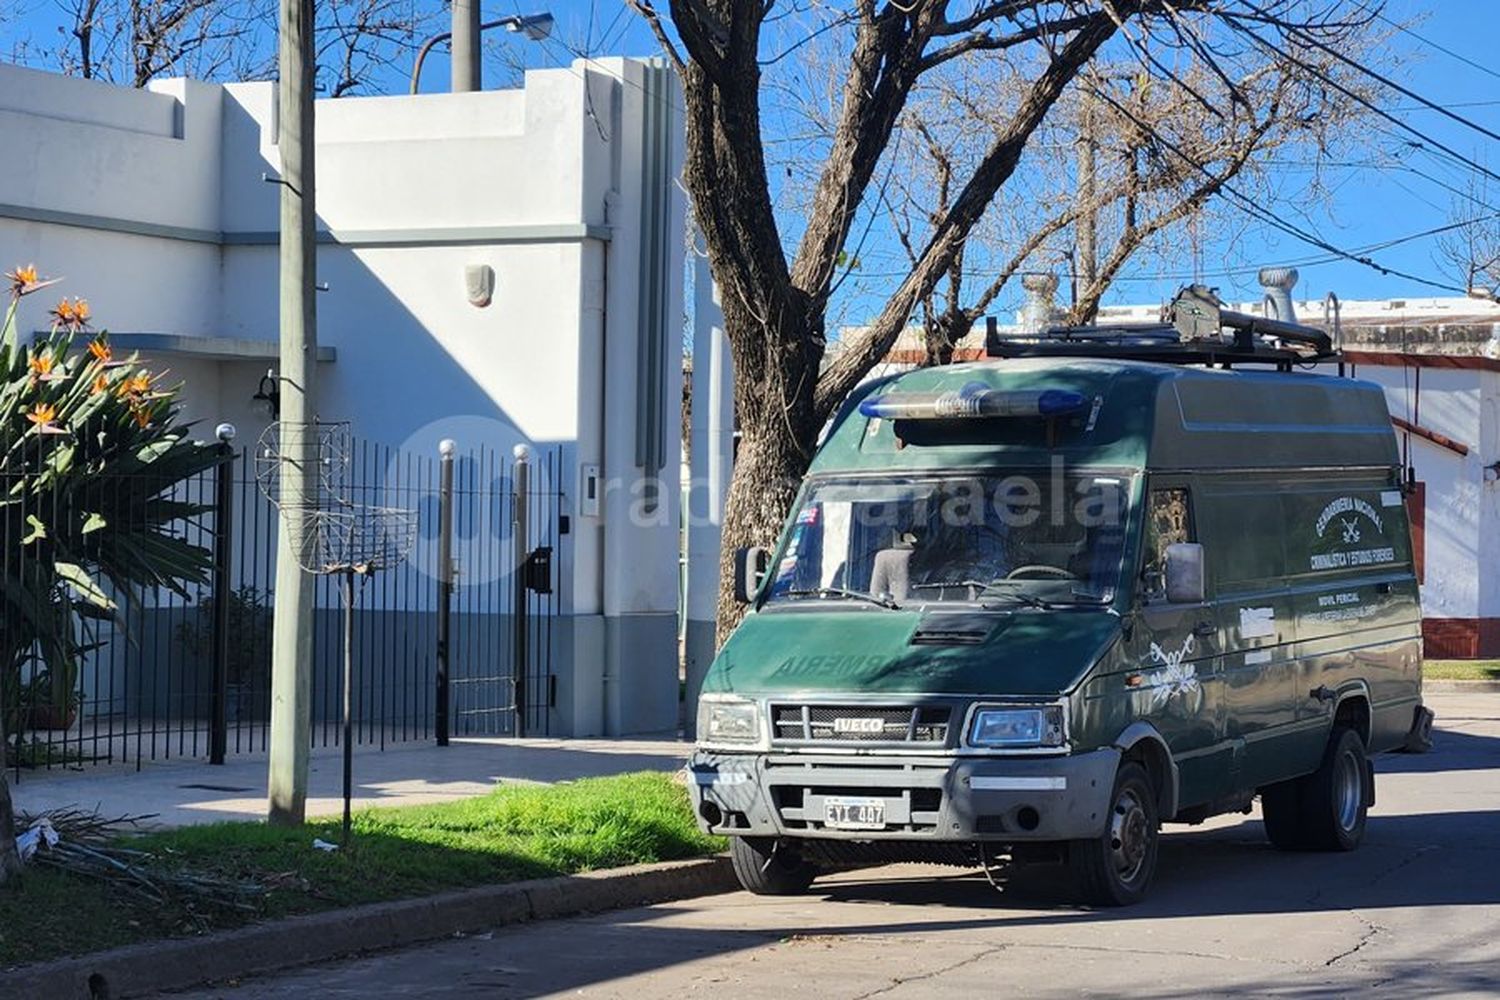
xmin=824 ymin=796 xmax=886 ymax=830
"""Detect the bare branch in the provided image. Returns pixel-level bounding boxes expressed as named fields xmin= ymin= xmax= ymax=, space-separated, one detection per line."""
xmin=919 ymin=13 xmax=1100 ymax=72
xmin=815 ymin=5 xmax=1127 ymax=418
xmin=627 ymin=0 xmax=687 ymax=73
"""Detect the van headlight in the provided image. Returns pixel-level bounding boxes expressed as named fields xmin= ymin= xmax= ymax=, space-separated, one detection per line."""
xmin=968 ymin=704 xmax=1066 ymax=748
xmin=698 ymin=696 xmax=762 ymax=748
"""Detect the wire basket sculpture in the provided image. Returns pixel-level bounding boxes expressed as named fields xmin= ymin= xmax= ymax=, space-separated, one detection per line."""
xmin=289 ymin=504 xmax=418 ymax=576
xmin=255 ymin=420 xmax=353 ymax=511
xmin=256 ymin=420 xmax=417 ymax=842
xmin=255 ymin=421 xmax=416 ymax=574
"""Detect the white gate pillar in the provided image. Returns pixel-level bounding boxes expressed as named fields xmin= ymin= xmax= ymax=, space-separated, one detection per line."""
xmin=684 ymin=250 xmax=733 ymax=737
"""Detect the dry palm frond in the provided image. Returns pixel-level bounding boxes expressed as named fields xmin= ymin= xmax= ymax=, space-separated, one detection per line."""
xmin=16 ymin=807 xmax=266 ymax=928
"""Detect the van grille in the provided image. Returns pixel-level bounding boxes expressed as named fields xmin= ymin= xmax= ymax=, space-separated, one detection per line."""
xmin=770 ymin=704 xmax=952 ymax=746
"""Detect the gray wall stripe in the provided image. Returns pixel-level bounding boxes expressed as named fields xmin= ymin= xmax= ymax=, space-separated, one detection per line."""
xmin=0 ymin=202 xmax=612 ymax=249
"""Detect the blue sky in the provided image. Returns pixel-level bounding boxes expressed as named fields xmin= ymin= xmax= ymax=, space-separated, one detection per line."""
xmin=2 ymin=1 xmax=1494 ymax=315
xmin=459 ymin=1 xmax=1500 ymax=310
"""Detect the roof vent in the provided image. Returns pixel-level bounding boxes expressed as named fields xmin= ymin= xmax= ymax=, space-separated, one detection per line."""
xmin=1258 ymin=266 xmax=1299 ymax=322
xmin=1018 ymin=273 xmax=1063 ymax=334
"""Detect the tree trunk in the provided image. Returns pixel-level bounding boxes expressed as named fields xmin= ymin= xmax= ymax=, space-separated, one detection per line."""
xmin=0 ymin=706 xmax=22 ymax=888
xmin=714 ymin=431 xmax=813 ymax=644
xmin=921 ymin=308 xmax=966 ymax=366
xmin=709 ymin=275 xmax=825 ymax=642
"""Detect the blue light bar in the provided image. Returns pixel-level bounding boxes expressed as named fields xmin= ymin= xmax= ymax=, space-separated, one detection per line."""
xmin=858 ymin=381 xmax=1088 ymax=420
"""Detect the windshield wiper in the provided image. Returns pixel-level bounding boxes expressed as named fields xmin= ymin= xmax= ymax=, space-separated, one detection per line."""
xmin=782 ymin=587 xmax=901 ymax=610
xmin=979 ymin=591 xmax=1059 ymax=611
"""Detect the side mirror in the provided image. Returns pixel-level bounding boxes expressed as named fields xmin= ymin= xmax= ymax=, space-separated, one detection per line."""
xmin=1164 ymin=542 xmax=1206 ymax=603
xmin=733 ymin=546 xmax=770 ymax=604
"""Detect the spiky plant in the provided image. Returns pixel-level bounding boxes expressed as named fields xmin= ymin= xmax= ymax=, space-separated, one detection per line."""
xmin=0 ymin=266 xmax=222 ymax=885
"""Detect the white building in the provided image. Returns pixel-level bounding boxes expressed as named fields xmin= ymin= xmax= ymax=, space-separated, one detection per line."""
xmin=0 ymin=58 xmax=689 ymax=736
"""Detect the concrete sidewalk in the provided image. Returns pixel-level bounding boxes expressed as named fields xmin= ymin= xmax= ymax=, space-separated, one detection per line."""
xmin=8 ymin=736 xmax=691 ymax=828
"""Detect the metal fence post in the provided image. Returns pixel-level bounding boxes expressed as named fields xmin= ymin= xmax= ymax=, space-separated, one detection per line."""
xmin=512 ymin=445 xmax=530 ymax=738
xmin=209 ymin=424 xmax=237 ymax=765
xmin=435 ymin=439 xmax=456 ymax=746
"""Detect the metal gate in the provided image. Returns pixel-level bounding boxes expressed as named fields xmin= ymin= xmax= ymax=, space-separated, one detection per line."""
xmin=4 ymin=435 xmax=560 ymax=775
xmin=438 ymin=443 xmax=561 ymax=739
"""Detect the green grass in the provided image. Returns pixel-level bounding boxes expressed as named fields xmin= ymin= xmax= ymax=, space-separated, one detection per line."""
xmin=0 ymin=771 xmax=721 ymax=969
xmin=1424 ymin=660 xmax=1500 ymax=681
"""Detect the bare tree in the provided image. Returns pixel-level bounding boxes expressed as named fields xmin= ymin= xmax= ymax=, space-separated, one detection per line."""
xmin=1436 ymin=173 xmax=1500 ymax=298
xmin=33 ymin=0 xmax=437 ymax=95
xmin=886 ymin=17 xmax=1386 ymax=365
xmin=630 ymin=0 xmax=1388 ymax=637
xmin=316 ymin=0 xmax=436 ymax=98
xmin=46 ymin=0 xmax=272 ymax=85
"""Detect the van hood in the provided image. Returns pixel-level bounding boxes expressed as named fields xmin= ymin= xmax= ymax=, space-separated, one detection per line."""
xmin=703 ymin=607 xmax=1122 ymax=697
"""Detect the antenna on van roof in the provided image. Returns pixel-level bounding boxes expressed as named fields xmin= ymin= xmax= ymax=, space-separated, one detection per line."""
xmin=987 ymin=284 xmax=1338 ymax=372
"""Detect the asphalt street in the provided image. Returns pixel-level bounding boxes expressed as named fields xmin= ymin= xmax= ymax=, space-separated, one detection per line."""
xmin=170 ymin=689 xmax=1500 ymax=999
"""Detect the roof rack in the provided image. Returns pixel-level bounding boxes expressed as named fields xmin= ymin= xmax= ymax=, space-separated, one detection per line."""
xmin=986 ymin=285 xmax=1339 ymax=372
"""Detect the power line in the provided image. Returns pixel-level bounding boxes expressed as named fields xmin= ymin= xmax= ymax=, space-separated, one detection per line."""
xmin=1219 ymin=12 xmax=1500 ymax=190
xmin=1376 ymin=12 xmax=1500 ymax=84
xmin=1087 ymin=86 xmax=1467 ymax=295
xmin=844 ymin=208 xmax=1496 ymax=284
xmin=1393 ymin=99 xmax=1500 ymax=112
xmin=1239 ymin=1 xmax=1500 ymax=147
xmin=1261 ymin=159 xmax=1500 ymax=211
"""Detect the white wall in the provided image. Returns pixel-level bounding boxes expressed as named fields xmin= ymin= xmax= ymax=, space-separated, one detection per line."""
xmin=0 ymin=58 xmax=687 ymax=735
xmin=1357 ymin=364 xmax=1495 ymax=619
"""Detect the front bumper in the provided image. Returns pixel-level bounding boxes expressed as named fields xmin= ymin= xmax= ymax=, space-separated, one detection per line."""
xmin=688 ymin=747 xmax=1120 ymax=842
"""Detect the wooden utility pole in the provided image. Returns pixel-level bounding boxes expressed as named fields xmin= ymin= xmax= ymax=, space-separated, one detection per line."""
xmin=268 ymin=0 xmax=318 ymax=826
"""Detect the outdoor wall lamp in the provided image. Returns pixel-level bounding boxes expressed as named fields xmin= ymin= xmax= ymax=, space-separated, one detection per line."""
xmin=252 ymin=369 xmax=281 ymax=420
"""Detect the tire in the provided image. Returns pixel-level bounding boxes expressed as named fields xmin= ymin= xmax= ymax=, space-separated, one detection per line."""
xmin=1066 ymin=761 xmax=1159 ymax=907
xmin=728 ymin=837 xmax=818 ymax=895
xmin=1261 ymin=726 xmax=1369 ymax=852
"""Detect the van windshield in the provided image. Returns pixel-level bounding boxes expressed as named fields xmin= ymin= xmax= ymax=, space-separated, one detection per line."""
xmin=762 ymin=472 xmax=1131 ymax=609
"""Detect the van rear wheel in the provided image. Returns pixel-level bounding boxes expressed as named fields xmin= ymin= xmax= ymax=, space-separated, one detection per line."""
xmin=1066 ymin=761 xmax=1159 ymax=906
xmin=729 ymin=837 xmax=818 ymax=895
xmin=1261 ymin=726 xmax=1369 ymax=852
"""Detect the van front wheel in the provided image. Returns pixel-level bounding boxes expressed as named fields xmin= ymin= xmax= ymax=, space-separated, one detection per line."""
xmin=1261 ymin=726 xmax=1369 ymax=852
xmin=729 ymin=837 xmax=818 ymax=895
xmin=1066 ymin=761 xmax=1159 ymax=907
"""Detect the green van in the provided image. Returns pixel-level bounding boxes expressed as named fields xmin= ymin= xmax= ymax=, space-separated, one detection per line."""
xmin=688 ymin=291 xmax=1433 ymax=906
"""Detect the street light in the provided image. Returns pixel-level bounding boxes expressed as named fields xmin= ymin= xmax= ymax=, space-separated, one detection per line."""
xmin=252 ymin=369 xmax=281 ymax=419
xmin=409 ymin=12 xmax=555 ymax=95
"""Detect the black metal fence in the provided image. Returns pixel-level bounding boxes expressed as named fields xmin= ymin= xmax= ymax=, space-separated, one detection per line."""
xmin=3 ymin=435 xmax=560 ymax=776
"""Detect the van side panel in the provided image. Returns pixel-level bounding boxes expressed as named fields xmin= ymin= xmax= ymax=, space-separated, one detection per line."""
xmin=1195 ymin=475 xmax=1301 ymax=791
xmin=1278 ymin=473 xmax=1424 ymax=763
xmin=1150 ymin=370 xmax=1422 ymax=791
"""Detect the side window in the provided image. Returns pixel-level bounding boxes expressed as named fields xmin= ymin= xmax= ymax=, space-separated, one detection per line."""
xmin=1142 ymin=487 xmax=1193 ymax=600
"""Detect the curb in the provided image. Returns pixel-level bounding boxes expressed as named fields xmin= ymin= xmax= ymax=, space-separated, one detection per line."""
xmin=1 ymin=855 xmax=735 ymax=999
xmin=1425 ymin=679 xmax=1500 ymax=693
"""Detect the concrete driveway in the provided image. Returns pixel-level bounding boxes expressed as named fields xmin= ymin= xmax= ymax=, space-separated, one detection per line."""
xmin=172 ymin=690 xmax=1500 ymax=998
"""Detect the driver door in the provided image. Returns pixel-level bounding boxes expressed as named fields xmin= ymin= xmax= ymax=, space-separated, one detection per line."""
xmin=1126 ymin=484 xmax=1228 ymax=810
